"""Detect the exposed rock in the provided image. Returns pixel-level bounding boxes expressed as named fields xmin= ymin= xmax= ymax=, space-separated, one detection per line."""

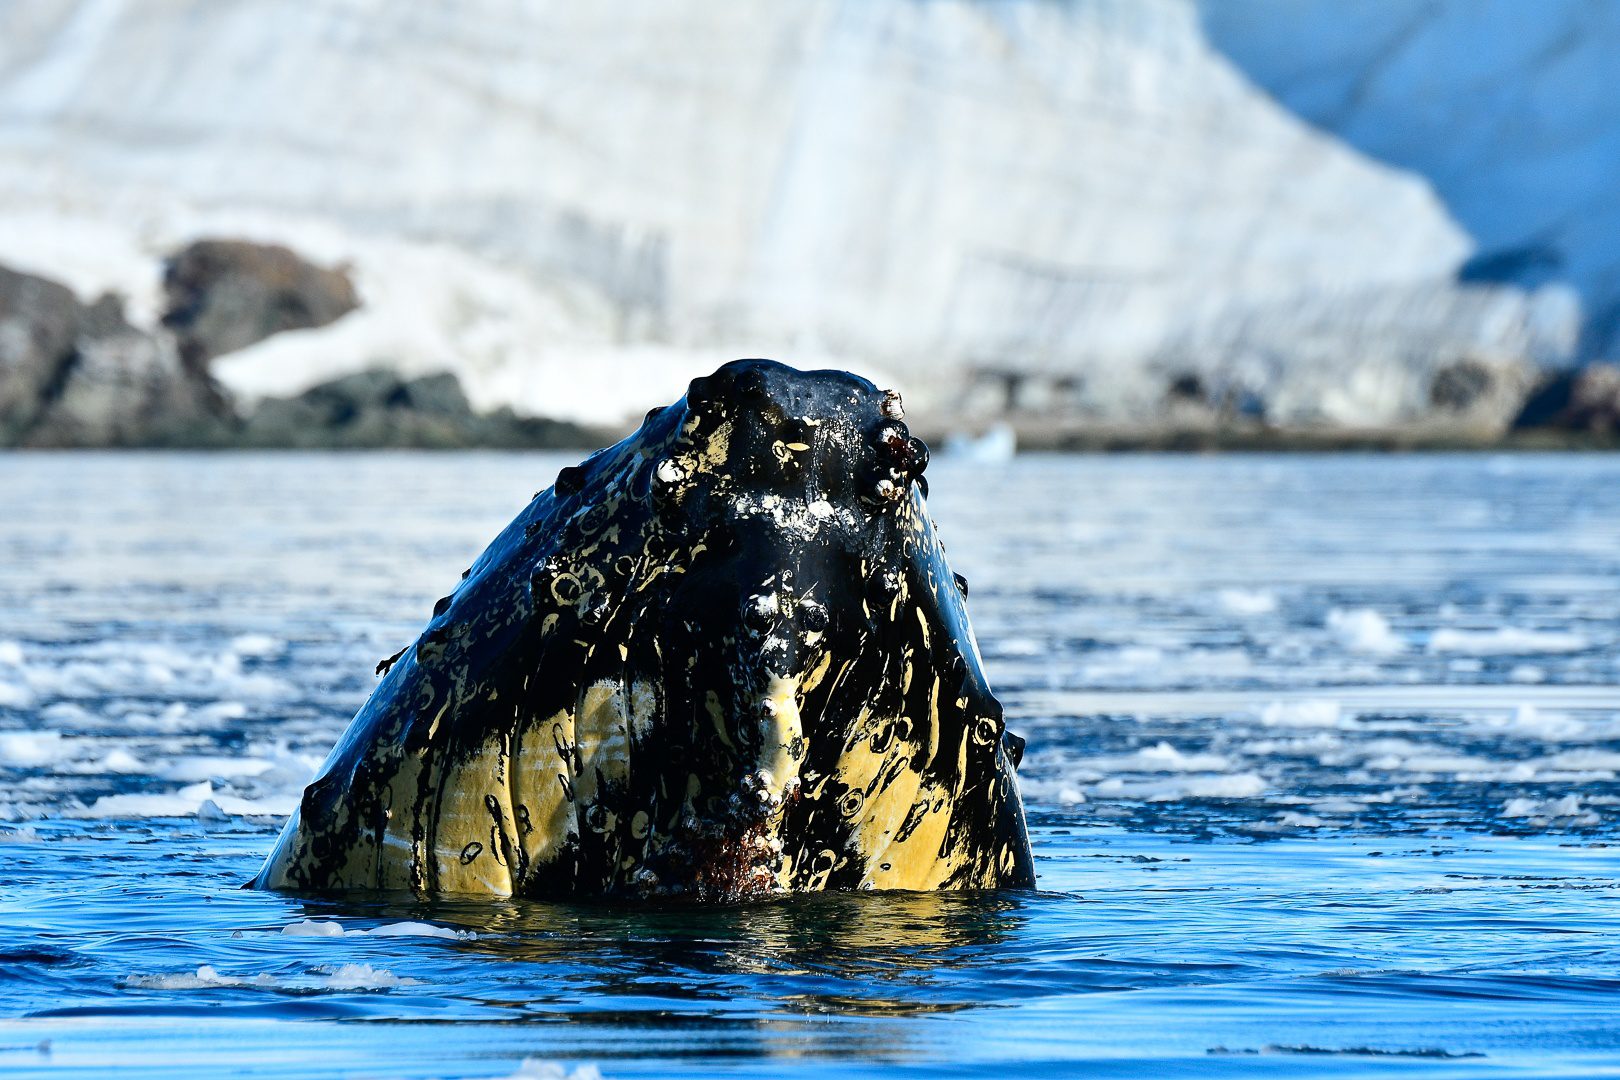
xmin=1422 ymin=356 xmax=1534 ymax=435
xmin=241 ymin=368 xmax=596 ymax=449
xmin=1514 ymin=364 xmax=1620 ymax=434
xmin=0 ymin=264 xmax=229 ymax=447
xmin=162 ymin=240 xmax=359 ymax=368
xmin=0 ymin=265 xmax=82 ymax=441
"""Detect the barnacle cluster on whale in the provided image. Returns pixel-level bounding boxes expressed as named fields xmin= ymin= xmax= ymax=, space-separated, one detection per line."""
xmin=253 ymin=358 xmax=1035 ymax=900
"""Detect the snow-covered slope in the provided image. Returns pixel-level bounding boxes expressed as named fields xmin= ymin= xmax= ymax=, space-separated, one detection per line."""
xmin=0 ymin=0 xmax=1580 ymax=427
xmin=1201 ymin=0 xmax=1620 ymax=360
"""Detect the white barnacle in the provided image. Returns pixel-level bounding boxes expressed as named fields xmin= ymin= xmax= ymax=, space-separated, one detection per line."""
xmin=881 ymin=389 xmax=905 ymax=421
xmin=875 ymin=477 xmax=900 ymax=501
xmin=654 ymin=458 xmax=686 ymax=485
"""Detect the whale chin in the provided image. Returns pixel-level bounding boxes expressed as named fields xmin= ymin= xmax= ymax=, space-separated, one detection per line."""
xmin=254 ymin=358 xmax=1035 ymax=901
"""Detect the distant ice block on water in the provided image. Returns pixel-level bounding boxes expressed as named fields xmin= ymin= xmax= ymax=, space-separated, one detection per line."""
xmin=943 ymin=424 xmax=1016 ymax=463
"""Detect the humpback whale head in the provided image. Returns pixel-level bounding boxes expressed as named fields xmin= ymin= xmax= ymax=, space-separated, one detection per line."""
xmin=255 ymin=358 xmax=1034 ymax=901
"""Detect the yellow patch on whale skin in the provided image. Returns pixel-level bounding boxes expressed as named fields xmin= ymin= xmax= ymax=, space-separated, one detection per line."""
xmin=377 ymin=753 xmax=429 ymax=891
xmin=861 ymin=780 xmax=958 ymax=890
xmin=756 ymin=675 xmax=804 ymax=804
xmin=575 ymin=680 xmax=633 ymax=802
xmin=512 ymin=708 xmax=579 ymax=876
xmin=798 ymin=650 xmax=834 ymax=695
xmin=431 ymin=737 xmax=516 ymax=895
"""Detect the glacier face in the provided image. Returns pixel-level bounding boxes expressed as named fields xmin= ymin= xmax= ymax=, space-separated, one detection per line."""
xmin=0 ymin=0 xmax=1582 ymax=427
xmin=1201 ymin=0 xmax=1620 ymax=360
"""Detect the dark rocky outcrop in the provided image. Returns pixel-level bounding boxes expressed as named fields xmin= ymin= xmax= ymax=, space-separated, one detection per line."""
xmin=0 ymin=265 xmax=230 ymax=447
xmin=242 ymin=368 xmax=596 ymax=449
xmin=1514 ymin=364 xmax=1620 ymax=435
xmin=162 ymin=240 xmax=359 ymax=368
xmin=0 ymin=265 xmax=83 ymax=441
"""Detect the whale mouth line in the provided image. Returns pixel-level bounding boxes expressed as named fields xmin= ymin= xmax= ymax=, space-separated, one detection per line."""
xmin=253 ymin=358 xmax=1035 ymax=902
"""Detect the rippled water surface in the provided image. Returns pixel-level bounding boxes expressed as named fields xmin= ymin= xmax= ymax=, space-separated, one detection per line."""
xmin=1 ymin=452 xmax=1617 ymax=1078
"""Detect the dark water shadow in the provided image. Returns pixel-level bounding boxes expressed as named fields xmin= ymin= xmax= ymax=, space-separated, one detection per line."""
xmin=285 ymin=887 xmax=1038 ymax=1019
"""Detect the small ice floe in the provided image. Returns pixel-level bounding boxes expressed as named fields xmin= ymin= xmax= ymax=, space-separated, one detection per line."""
xmin=66 ymin=780 xmax=296 ymax=819
xmin=0 ymin=640 xmax=24 ymax=667
xmin=1477 ymin=704 xmax=1588 ymax=742
xmin=125 ymin=965 xmax=277 ymax=990
xmin=229 ymin=634 xmax=285 ymax=659
xmin=159 ymin=755 xmax=277 ymax=782
xmin=282 ymin=919 xmax=475 ymax=940
xmin=0 ymin=731 xmax=69 ymax=767
xmin=942 ymin=424 xmax=1015 ymax=462
xmin=1275 ymin=812 xmax=1328 ymax=828
xmin=496 ymin=1059 xmax=605 ymax=1080
xmin=1257 ymin=699 xmax=1342 ymax=728
xmin=1428 ymin=627 xmax=1588 ymax=655
xmin=125 ymin=963 xmax=418 ymax=991
xmin=0 ymin=681 xmax=36 ymax=709
xmin=314 ymin=963 xmax=419 ymax=989
xmin=1501 ymin=795 xmax=1599 ymax=826
xmin=1215 ymin=588 xmax=1277 ymax=616
xmin=1326 ymin=608 xmax=1404 ymax=655
xmin=1092 ymin=772 xmax=1266 ymax=801
xmin=1084 ymin=742 xmax=1232 ymax=773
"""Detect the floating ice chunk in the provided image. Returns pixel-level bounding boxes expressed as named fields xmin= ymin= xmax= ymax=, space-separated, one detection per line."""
xmin=282 ymin=919 xmax=474 ymax=940
xmin=40 ymin=702 xmax=92 ymax=725
xmin=1502 ymin=794 xmax=1598 ymax=825
xmin=283 ymin=919 xmax=346 ymax=937
xmin=498 ymin=1060 xmax=605 ymax=1080
xmin=1326 ymin=608 xmax=1403 ymax=655
xmin=1085 ymin=742 xmax=1232 ymax=772
xmin=1428 ymin=627 xmax=1587 ymax=655
xmin=0 ymin=641 xmax=23 ymax=667
xmin=1494 ymin=705 xmax=1587 ymax=741
xmin=126 ymin=963 xmax=417 ymax=991
xmin=1276 ymin=812 xmax=1327 ymax=828
xmin=230 ymin=634 xmax=285 ymax=658
xmin=991 ymin=638 xmax=1045 ymax=658
xmin=1540 ymin=748 xmax=1620 ymax=772
xmin=1093 ymin=772 xmax=1266 ymax=801
xmin=0 ymin=731 xmax=67 ymax=766
xmin=314 ymin=963 xmax=419 ymax=989
xmin=160 ymin=756 xmax=276 ymax=782
xmin=1308 ymin=798 xmax=1364 ymax=814
xmin=125 ymin=965 xmax=276 ymax=990
xmin=1216 ymin=588 xmax=1277 ymax=616
xmin=1012 ymin=776 xmax=1088 ymax=805
xmin=68 ymin=780 xmax=215 ymax=818
xmin=0 ymin=826 xmax=40 ymax=842
xmin=196 ymin=799 xmax=231 ymax=822
xmin=1258 ymin=700 xmax=1341 ymax=728
xmin=0 ymin=682 xmax=35 ymax=709
xmin=87 ymin=748 xmax=146 ymax=774
xmin=365 ymin=921 xmax=474 ymax=939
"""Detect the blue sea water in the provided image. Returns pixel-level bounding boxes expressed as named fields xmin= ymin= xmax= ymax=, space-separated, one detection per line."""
xmin=0 ymin=452 xmax=1616 ymax=1078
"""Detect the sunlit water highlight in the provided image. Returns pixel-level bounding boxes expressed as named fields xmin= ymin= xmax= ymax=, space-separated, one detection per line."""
xmin=0 ymin=453 xmax=1616 ymax=1077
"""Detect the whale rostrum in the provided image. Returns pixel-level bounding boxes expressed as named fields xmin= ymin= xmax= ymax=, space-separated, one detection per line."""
xmin=253 ymin=359 xmax=1035 ymax=900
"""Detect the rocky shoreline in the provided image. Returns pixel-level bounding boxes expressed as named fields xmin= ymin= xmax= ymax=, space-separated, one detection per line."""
xmin=2 ymin=238 xmax=1617 ymax=453
xmin=0 ymin=241 xmax=600 ymax=450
